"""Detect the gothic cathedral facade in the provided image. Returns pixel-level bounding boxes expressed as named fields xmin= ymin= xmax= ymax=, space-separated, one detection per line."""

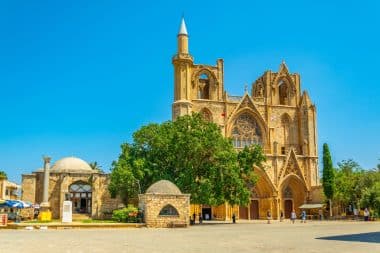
xmin=172 ymin=18 xmax=321 ymax=220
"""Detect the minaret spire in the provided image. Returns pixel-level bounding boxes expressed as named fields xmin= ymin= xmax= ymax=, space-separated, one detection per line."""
xmin=178 ymin=17 xmax=188 ymax=36
xmin=176 ymin=16 xmax=189 ymax=55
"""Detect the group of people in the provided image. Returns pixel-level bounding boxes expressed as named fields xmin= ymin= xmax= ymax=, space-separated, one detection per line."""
xmin=190 ymin=213 xmax=203 ymax=225
xmin=266 ymin=209 xmax=311 ymax=224
xmin=191 ymin=207 xmax=372 ymax=225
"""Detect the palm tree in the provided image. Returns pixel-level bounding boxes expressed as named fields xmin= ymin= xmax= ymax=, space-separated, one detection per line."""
xmin=89 ymin=162 xmax=103 ymax=173
xmin=0 ymin=170 xmax=7 ymax=180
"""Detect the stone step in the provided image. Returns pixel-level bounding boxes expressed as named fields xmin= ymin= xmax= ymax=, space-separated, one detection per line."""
xmin=72 ymin=213 xmax=90 ymax=221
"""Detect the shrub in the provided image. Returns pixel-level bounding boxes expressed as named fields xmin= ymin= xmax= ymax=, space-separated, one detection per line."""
xmin=112 ymin=205 xmax=139 ymax=223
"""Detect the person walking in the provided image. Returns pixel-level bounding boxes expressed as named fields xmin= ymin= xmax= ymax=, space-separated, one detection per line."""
xmin=280 ymin=210 xmax=284 ymax=222
xmin=290 ymin=209 xmax=297 ymax=224
xmin=353 ymin=208 xmax=358 ymax=221
xmin=364 ymin=208 xmax=370 ymax=221
xmin=266 ymin=210 xmax=272 ymax=224
xmin=301 ymin=210 xmax=306 ymax=223
xmin=318 ymin=209 xmax=323 ymax=221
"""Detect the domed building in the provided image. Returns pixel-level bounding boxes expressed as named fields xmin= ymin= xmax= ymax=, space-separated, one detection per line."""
xmin=139 ymin=180 xmax=190 ymax=228
xmin=21 ymin=156 xmax=122 ymax=219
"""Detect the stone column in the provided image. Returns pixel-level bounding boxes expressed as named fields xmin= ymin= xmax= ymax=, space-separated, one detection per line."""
xmin=1 ymin=179 xmax=6 ymax=199
xmin=41 ymin=156 xmax=51 ymax=208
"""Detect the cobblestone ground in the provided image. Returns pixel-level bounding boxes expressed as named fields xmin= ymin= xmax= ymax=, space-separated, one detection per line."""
xmin=0 ymin=221 xmax=379 ymax=253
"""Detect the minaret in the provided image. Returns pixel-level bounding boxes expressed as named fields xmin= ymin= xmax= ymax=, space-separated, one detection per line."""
xmin=177 ymin=17 xmax=189 ymax=54
xmin=172 ymin=17 xmax=194 ymax=119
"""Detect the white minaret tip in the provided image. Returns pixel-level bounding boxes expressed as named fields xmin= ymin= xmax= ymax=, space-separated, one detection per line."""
xmin=178 ymin=17 xmax=188 ymax=35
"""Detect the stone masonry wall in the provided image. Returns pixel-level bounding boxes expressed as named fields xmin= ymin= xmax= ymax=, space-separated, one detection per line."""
xmin=140 ymin=194 xmax=190 ymax=228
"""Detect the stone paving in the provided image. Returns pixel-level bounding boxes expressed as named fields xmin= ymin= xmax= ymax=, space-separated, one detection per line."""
xmin=0 ymin=220 xmax=379 ymax=253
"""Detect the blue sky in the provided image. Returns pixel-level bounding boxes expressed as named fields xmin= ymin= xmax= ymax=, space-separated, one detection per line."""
xmin=0 ymin=0 xmax=379 ymax=183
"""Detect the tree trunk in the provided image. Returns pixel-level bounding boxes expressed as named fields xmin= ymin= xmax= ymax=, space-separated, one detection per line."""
xmin=329 ymin=199 xmax=333 ymax=217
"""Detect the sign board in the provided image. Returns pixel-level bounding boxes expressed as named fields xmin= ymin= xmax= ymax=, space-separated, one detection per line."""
xmin=62 ymin=201 xmax=72 ymax=223
xmin=0 ymin=214 xmax=7 ymax=227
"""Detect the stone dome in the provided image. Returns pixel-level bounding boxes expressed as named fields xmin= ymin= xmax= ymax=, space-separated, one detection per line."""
xmin=50 ymin=157 xmax=93 ymax=173
xmin=146 ymin=180 xmax=182 ymax=195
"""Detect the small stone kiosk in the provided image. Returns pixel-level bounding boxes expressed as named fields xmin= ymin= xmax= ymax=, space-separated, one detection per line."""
xmin=139 ymin=180 xmax=190 ymax=228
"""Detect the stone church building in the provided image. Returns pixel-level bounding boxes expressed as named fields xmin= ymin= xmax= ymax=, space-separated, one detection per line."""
xmin=173 ymin=18 xmax=321 ymax=220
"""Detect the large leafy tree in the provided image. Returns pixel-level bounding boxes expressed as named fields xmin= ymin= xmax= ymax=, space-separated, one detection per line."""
xmin=109 ymin=113 xmax=266 ymax=206
xmin=0 ymin=171 xmax=7 ymax=180
xmin=333 ymin=159 xmax=380 ymax=215
xmin=322 ymin=143 xmax=335 ymax=217
xmin=334 ymin=160 xmax=362 ymax=212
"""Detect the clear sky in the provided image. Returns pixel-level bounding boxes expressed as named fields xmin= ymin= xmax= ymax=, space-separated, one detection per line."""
xmin=1 ymin=0 xmax=379 ymax=183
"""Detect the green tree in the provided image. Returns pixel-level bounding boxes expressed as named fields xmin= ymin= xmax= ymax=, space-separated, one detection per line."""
xmin=109 ymin=113 xmax=266 ymax=206
xmin=361 ymin=181 xmax=380 ymax=216
xmin=334 ymin=159 xmax=362 ymax=212
xmin=322 ymin=143 xmax=335 ymax=217
xmin=0 ymin=171 xmax=7 ymax=180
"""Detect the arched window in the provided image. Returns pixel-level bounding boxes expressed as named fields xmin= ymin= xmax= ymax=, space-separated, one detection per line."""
xmin=231 ymin=113 xmax=263 ymax=148
xmin=281 ymin=114 xmax=291 ymax=146
xmin=279 ymin=80 xmax=289 ymax=105
xmin=159 ymin=204 xmax=179 ymax=216
xmin=197 ymin=73 xmax=210 ymax=99
xmin=69 ymin=181 xmax=92 ymax=214
xmin=283 ymin=186 xmax=293 ymax=198
xmin=200 ymin=108 xmax=213 ymax=122
xmin=254 ymin=82 xmax=264 ymax=97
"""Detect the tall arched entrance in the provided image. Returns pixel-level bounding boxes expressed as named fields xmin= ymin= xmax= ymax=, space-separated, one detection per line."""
xmin=69 ymin=181 xmax=92 ymax=214
xmin=280 ymin=175 xmax=307 ymax=218
xmin=238 ymin=168 xmax=275 ymax=220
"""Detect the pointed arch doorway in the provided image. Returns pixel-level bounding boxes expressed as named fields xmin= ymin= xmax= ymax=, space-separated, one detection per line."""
xmin=284 ymin=199 xmax=293 ymax=218
xmin=250 ymin=200 xmax=259 ymax=219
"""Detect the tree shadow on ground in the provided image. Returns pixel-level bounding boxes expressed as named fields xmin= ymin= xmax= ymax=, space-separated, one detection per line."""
xmin=316 ymin=232 xmax=380 ymax=243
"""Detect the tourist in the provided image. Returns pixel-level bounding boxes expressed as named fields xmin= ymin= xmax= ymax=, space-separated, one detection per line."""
xmin=364 ymin=208 xmax=370 ymax=221
xmin=266 ymin=210 xmax=272 ymax=224
xmin=290 ymin=209 xmax=296 ymax=224
xmin=353 ymin=208 xmax=358 ymax=220
xmin=301 ymin=210 xmax=306 ymax=223
xmin=280 ymin=210 xmax=284 ymax=222
xmin=318 ymin=209 xmax=323 ymax=221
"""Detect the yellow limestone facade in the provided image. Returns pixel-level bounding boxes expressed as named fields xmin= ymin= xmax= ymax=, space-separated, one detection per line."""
xmin=173 ymin=18 xmax=320 ymax=220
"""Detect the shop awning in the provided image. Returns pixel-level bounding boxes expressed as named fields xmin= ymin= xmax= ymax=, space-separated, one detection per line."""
xmin=299 ymin=203 xmax=325 ymax=209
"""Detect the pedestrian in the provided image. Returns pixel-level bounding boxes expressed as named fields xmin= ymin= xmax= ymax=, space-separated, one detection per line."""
xmin=318 ymin=209 xmax=323 ymax=221
xmin=266 ymin=210 xmax=272 ymax=224
xmin=280 ymin=210 xmax=284 ymax=222
xmin=198 ymin=213 xmax=203 ymax=224
xmin=301 ymin=210 xmax=306 ymax=223
xmin=364 ymin=208 xmax=370 ymax=221
xmin=353 ymin=208 xmax=358 ymax=221
xmin=232 ymin=213 xmax=236 ymax=224
xmin=290 ymin=209 xmax=296 ymax=224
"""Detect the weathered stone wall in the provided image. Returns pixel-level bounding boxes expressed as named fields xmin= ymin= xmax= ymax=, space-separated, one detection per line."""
xmin=93 ymin=175 xmax=122 ymax=219
xmin=139 ymin=194 xmax=190 ymax=228
xmin=21 ymin=175 xmax=36 ymax=203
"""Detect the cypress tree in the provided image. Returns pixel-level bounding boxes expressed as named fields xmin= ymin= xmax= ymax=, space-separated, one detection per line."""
xmin=322 ymin=143 xmax=335 ymax=217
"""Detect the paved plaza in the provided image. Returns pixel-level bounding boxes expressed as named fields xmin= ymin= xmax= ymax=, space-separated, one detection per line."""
xmin=0 ymin=221 xmax=379 ymax=253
